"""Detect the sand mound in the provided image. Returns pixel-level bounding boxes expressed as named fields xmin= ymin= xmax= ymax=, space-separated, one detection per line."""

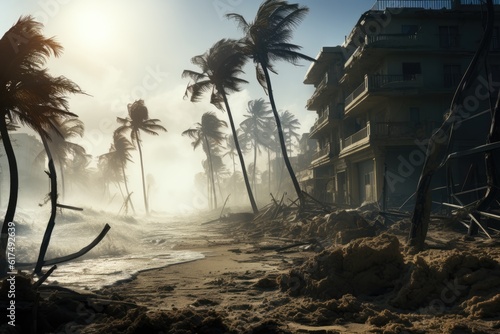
xmin=279 ymin=233 xmax=404 ymax=299
xmin=279 ymin=230 xmax=500 ymax=322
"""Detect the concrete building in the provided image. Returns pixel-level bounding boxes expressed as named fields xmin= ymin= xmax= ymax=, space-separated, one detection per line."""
xmin=304 ymin=0 xmax=500 ymax=209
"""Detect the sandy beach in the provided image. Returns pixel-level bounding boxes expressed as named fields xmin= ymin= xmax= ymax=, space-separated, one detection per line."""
xmin=2 ymin=209 xmax=500 ymax=333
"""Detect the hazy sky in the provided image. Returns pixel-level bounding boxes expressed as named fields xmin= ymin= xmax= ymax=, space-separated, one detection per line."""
xmin=1 ymin=0 xmax=375 ymax=213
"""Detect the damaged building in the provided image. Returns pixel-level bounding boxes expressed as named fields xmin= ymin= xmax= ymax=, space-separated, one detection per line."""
xmin=302 ymin=0 xmax=500 ymax=209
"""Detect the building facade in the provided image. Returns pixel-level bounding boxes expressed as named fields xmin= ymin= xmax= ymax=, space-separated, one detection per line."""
xmin=304 ymin=0 xmax=500 ymax=209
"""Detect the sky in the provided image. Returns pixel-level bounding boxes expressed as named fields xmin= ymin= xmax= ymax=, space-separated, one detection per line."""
xmin=1 ymin=0 xmax=376 ymax=214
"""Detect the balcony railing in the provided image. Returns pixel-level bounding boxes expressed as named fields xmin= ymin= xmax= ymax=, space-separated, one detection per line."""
xmin=345 ymin=77 xmax=368 ymax=107
xmin=345 ymin=74 xmax=423 ymax=110
xmin=341 ymin=124 xmax=370 ymax=151
xmin=306 ymin=72 xmax=339 ymax=110
xmin=371 ymin=0 xmax=500 ymax=10
xmin=312 ymin=142 xmax=333 ymax=161
xmin=366 ymin=33 xmax=419 ymax=46
xmin=340 ymin=121 xmax=422 ymax=151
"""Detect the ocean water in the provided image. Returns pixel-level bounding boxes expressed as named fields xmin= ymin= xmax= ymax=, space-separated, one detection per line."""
xmin=10 ymin=207 xmax=215 ymax=291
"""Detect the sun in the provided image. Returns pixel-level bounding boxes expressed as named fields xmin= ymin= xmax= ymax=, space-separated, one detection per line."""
xmin=73 ymin=9 xmax=113 ymax=50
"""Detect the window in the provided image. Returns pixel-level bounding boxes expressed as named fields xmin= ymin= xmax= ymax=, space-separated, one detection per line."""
xmin=402 ymin=63 xmax=421 ymax=80
xmin=443 ymin=64 xmax=461 ymax=87
xmin=402 ymin=24 xmax=419 ymax=35
xmin=439 ymin=26 xmax=459 ymax=48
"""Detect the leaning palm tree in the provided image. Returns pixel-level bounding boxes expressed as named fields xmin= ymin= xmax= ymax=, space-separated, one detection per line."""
xmin=116 ymin=99 xmax=166 ymax=215
xmin=183 ymin=112 xmax=228 ymax=210
xmin=0 ymin=16 xmax=83 ymax=274
xmin=37 ymin=116 xmax=86 ymax=200
xmin=182 ymin=38 xmax=259 ymax=214
xmin=99 ymin=131 xmax=136 ymax=214
xmin=239 ymin=98 xmax=273 ymax=194
xmin=227 ymin=0 xmax=314 ymax=208
xmin=280 ymin=110 xmax=301 ymax=156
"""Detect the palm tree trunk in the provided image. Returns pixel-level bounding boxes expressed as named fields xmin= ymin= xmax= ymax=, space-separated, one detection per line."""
xmin=0 ymin=115 xmax=18 ymax=275
xmin=121 ymin=162 xmax=136 ymax=214
xmin=204 ymin=135 xmax=218 ymax=209
xmin=34 ymin=136 xmax=58 ymax=274
xmin=135 ymin=131 xmax=149 ymax=215
xmin=262 ymin=66 xmax=303 ymax=207
xmin=222 ymin=93 xmax=259 ymax=214
xmin=253 ymin=138 xmax=257 ymax=195
xmin=58 ymin=157 xmax=65 ymax=201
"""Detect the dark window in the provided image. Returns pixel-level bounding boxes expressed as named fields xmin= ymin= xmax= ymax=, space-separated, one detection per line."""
xmin=402 ymin=24 xmax=419 ymax=35
xmin=439 ymin=26 xmax=459 ymax=48
xmin=443 ymin=64 xmax=461 ymax=87
xmin=402 ymin=63 xmax=421 ymax=80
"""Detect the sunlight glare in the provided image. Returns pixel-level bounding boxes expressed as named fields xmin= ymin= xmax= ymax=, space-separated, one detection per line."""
xmin=73 ymin=8 xmax=114 ymax=50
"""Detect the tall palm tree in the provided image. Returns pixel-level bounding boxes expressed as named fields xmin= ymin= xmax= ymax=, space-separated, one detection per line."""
xmin=0 ymin=16 xmax=83 ymax=274
xmin=183 ymin=112 xmax=227 ymax=210
xmin=280 ymin=110 xmax=301 ymax=156
xmin=239 ymin=98 xmax=273 ymax=194
xmin=116 ymin=99 xmax=166 ymax=215
xmin=99 ymin=131 xmax=136 ymax=214
xmin=227 ymin=0 xmax=314 ymax=208
xmin=223 ymin=134 xmax=239 ymax=174
xmin=182 ymin=38 xmax=259 ymax=214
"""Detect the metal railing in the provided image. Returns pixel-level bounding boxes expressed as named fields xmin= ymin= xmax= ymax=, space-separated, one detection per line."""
xmin=341 ymin=124 xmax=370 ymax=150
xmin=312 ymin=142 xmax=332 ymax=161
xmin=371 ymin=0 xmax=500 ymax=10
xmin=366 ymin=33 xmax=419 ymax=44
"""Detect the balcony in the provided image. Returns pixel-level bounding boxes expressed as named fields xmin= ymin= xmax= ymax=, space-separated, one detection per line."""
xmin=365 ymin=33 xmax=422 ymax=48
xmin=371 ymin=0 xmax=500 ymax=10
xmin=344 ymin=74 xmax=423 ymax=114
xmin=340 ymin=121 xmax=423 ymax=153
xmin=309 ymin=104 xmax=343 ymax=138
xmin=311 ymin=141 xmax=338 ymax=164
xmin=306 ymin=72 xmax=340 ymax=110
xmin=340 ymin=125 xmax=370 ymax=151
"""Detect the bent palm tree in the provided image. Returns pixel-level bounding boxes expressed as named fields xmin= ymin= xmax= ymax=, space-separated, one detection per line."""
xmin=39 ymin=117 xmax=85 ymax=200
xmin=0 ymin=16 xmax=83 ymax=274
xmin=183 ymin=112 xmax=227 ymax=210
xmin=227 ymin=0 xmax=314 ymax=208
xmin=182 ymin=38 xmax=259 ymax=214
xmin=116 ymin=99 xmax=166 ymax=215
xmin=99 ymin=131 xmax=136 ymax=214
xmin=239 ymin=98 xmax=273 ymax=194
xmin=280 ymin=110 xmax=301 ymax=156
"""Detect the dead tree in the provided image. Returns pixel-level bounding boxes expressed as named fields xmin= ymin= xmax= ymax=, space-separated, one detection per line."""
xmin=408 ymin=0 xmax=495 ymax=251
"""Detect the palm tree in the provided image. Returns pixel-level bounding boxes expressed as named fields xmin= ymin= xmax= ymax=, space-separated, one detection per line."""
xmin=239 ymin=98 xmax=273 ymax=194
xmin=99 ymin=131 xmax=136 ymax=214
xmin=116 ymin=99 xmax=166 ymax=215
xmin=227 ymin=0 xmax=314 ymax=207
xmin=280 ymin=110 xmax=301 ymax=156
xmin=38 ymin=116 xmax=86 ymax=200
xmin=223 ymin=134 xmax=239 ymax=174
xmin=182 ymin=38 xmax=259 ymax=214
xmin=183 ymin=112 xmax=227 ymax=210
xmin=0 ymin=16 xmax=83 ymax=274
